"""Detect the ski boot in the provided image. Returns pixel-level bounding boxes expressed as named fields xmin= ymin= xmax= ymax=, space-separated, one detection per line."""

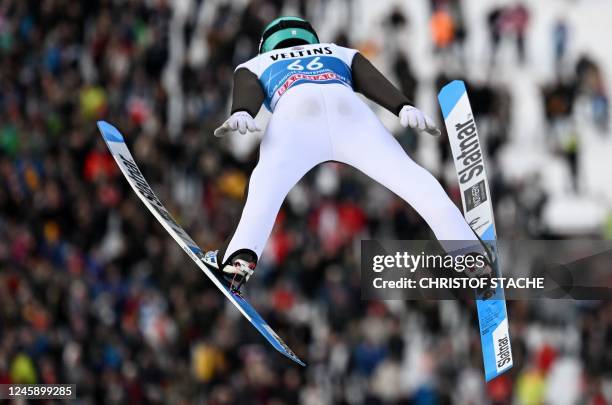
xmin=463 ymin=251 xmax=496 ymax=300
xmin=202 ymin=250 xmax=255 ymax=295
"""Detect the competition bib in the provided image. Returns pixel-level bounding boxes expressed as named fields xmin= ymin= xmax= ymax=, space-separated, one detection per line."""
xmin=236 ymin=44 xmax=357 ymax=111
xmin=260 ymin=54 xmax=353 ymax=110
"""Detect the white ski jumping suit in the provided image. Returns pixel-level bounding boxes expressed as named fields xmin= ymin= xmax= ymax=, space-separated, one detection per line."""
xmin=216 ymin=43 xmax=478 ymax=265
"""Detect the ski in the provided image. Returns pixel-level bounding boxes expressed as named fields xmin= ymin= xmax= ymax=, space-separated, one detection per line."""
xmin=96 ymin=121 xmax=305 ymax=367
xmin=438 ymin=81 xmax=513 ymax=381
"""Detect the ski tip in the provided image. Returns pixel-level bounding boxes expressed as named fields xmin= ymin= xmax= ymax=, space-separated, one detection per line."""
xmin=96 ymin=121 xmax=125 ymax=143
xmin=439 ymin=79 xmax=466 ymax=95
xmin=438 ymin=80 xmax=467 ymax=119
xmin=280 ymin=348 xmax=306 ymax=367
xmin=283 ymin=352 xmax=306 ymax=367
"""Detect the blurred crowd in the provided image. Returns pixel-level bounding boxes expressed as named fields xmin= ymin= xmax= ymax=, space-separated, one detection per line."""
xmin=0 ymin=0 xmax=611 ymax=404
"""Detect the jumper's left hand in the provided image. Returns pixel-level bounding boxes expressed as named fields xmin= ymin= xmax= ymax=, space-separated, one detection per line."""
xmin=399 ymin=105 xmax=441 ymax=137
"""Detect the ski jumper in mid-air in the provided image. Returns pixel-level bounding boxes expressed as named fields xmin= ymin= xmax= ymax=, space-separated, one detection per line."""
xmin=203 ymin=17 xmax=483 ymax=291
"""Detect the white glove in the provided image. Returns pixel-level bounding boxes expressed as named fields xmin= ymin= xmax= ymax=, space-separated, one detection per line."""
xmin=214 ymin=111 xmax=261 ymax=137
xmin=399 ymin=105 xmax=441 ymax=136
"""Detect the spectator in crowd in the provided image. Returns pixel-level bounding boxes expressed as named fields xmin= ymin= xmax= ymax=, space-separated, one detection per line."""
xmin=487 ymin=6 xmax=505 ymax=68
xmin=553 ymin=18 xmax=569 ymax=76
xmin=430 ymin=3 xmax=455 ymax=54
xmin=487 ymin=4 xmax=530 ymax=67
xmin=510 ymin=3 xmax=530 ymax=64
xmin=575 ymin=56 xmax=609 ymax=131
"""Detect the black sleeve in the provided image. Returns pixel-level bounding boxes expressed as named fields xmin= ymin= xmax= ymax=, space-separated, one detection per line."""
xmin=351 ymin=52 xmax=413 ymax=116
xmin=230 ymin=68 xmax=265 ymax=117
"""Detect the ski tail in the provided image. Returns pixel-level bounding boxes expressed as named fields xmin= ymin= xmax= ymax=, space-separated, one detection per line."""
xmin=96 ymin=121 xmax=305 ymax=367
xmin=438 ymin=81 xmax=513 ymax=381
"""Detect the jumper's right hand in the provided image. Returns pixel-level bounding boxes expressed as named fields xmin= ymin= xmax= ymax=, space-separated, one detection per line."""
xmin=214 ymin=111 xmax=261 ymax=137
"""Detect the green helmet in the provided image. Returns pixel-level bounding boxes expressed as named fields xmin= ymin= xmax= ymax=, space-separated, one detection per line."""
xmin=259 ymin=16 xmax=320 ymax=54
